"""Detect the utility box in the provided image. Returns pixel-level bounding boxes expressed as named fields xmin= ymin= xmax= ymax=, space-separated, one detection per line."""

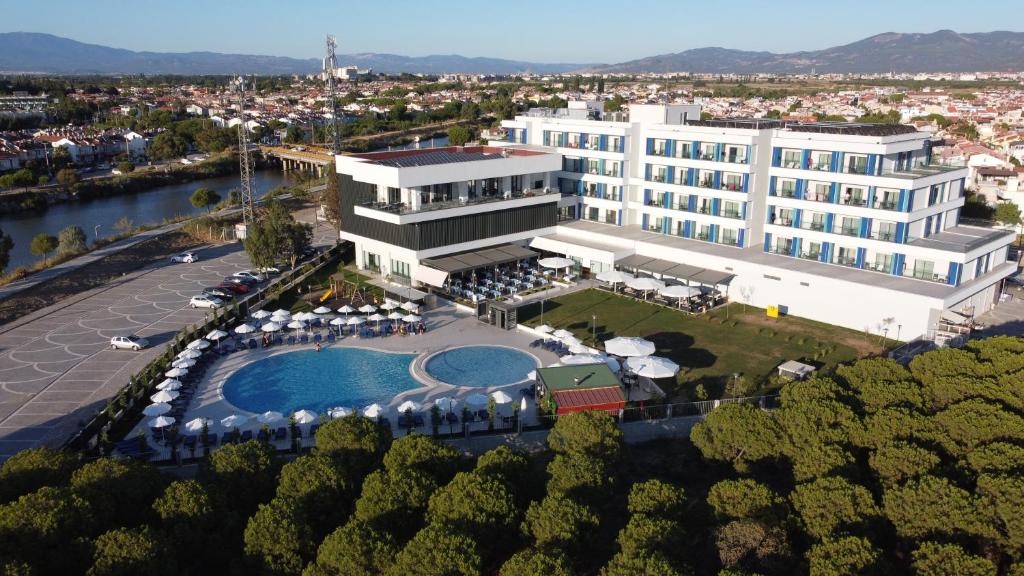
xmin=234 ymin=223 xmax=249 ymax=241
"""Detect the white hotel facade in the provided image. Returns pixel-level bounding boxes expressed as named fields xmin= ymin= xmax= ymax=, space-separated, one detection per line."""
xmin=335 ymin=101 xmax=1015 ymax=342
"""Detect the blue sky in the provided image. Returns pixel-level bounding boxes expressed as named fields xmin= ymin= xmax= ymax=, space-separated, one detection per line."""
xmin=4 ymin=0 xmax=1020 ymax=63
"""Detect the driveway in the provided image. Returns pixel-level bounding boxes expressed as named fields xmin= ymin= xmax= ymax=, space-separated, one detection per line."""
xmin=0 ymin=208 xmax=335 ymax=459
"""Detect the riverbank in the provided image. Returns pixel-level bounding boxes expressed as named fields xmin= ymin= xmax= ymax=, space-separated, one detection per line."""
xmin=0 ymin=152 xmax=257 ymax=215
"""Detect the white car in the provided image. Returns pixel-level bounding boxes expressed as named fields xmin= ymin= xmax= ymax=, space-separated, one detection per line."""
xmin=110 ymin=335 xmax=149 ymax=351
xmin=233 ymin=270 xmax=266 ymax=282
xmin=189 ymin=295 xmax=223 ymax=309
xmin=256 ymin=266 xmax=281 ymax=276
xmin=171 ymin=252 xmax=198 ymax=263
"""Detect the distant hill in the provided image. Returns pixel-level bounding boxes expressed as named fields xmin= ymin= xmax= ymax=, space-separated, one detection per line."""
xmin=0 ymin=32 xmax=590 ymax=75
xmin=591 ymin=30 xmax=1024 ymax=74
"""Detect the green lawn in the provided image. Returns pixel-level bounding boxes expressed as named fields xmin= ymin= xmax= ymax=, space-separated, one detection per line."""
xmin=518 ymin=289 xmax=884 ymax=400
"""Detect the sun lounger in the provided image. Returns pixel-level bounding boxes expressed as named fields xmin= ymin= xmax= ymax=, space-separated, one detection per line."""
xmin=299 ymin=334 xmax=309 ymax=344
xmin=326 ymin=333 xmax=336 ymax=343
xmin=274 ymin=336 xmax=283 ymax=346
xmin=287 ymin=335 xmax=296 ymax=345
xmin=248 ymin=339 xmax=258 ymax=349
xmin=313 ymin=334 xmax=322 ymax=344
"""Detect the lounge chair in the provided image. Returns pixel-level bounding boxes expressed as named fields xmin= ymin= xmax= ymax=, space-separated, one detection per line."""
xmin=299 ymin=334 xmax=309 ymax=344
xmin=287 ymin=335 xmax=296 ymax=345
xmin=248 ymin=338 xmax=258 ymax=349
xmin=274 ymin=336 xmax=283 ymax=346
xmin=313 ymin=334 xmax=322 ymax=344
xmin=326 ymin=333 xmax=336 ymax=343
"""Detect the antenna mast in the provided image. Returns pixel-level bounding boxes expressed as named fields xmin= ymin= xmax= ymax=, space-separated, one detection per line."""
xmin=237 ymin=75 xmax=256 ymax=225
xmin=325 ymin=35 xmax=342 ymax=154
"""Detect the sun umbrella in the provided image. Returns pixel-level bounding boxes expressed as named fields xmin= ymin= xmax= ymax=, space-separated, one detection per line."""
xmin=187 ymin=339 xmax=210 ymax=350
xmin=624 ymin=355 xmax=680 ymax=379
xmin=295 ymin=311 xmax=318 ymax=322
xmin=184 ymin=417 xmax=212 ymax=433
xmin=293 ymin=409 xmax=318 ymax=424
xmin=380 ymin=301 xmax=400 ymax=311
xmin=261 ymin=321 xmax=282 ymax=332
xmin=491 ymin=390 xmax=513 ymax=404
xmin=150 ymin=389 xmax=179 ymax=403
xmin=287 ymin=320 xmax=306 ymax=331
xmin=234 ymin=323 xmax=256 ymax=334
xmin=206 ymin=329 xmax=229 ymax=341
xmin=177 ymin=348 xmax=202 ymax=359
xmin=165 ymin=367 xmax=188 ymax=378
xmin=402 ymin=314 xmax=421 ymax=323
xmin=337 ymin=305 xmax=355 ymax=314
xmin=560 ymin=353 xmax=621 ymax=372
xmin=346 ymin=316 xmax=365 ymax=326
xmin=362 ymin=403 xmax=384 ymax=418
xmin=156 ymin=378 xmax=181 ymax=390
xmin=596 ymin=270 xmax=635 ymax=285
xmin=397 ymin=400 xmax=421 ymax=413
xmin=520 ymin=396 xmax=528 ymax=413
xmin=401 ymin=301 xmax=420 ymax=312
xmin=149 ymin=416 xmax=175 ymax=428
xmin=527 ymin=370 xmax=538 ymax=380
xmin=312 ymin=306 xmax=332 ymax=315
xmin=328 ymin=406 xmax=352 ymax=419
xmin=220 ymin=414 xmax=248 ymax=428
xmin=568 ymin=342 xmax=591 ymax=354
xmin=270 ymin=314 xmax=291 ymax=324
xmin=252 ymin=310 xmax=271 ymax=319
xmin=257 ymin=411 xmax=284 ymax=425
xmin=535 ymin=324 xmax=554 ymax=334
xmin=358 ymin=304 xmax=377 ymax=314
xmin=272 ymin=308 xmax=291 ymax=317
xmin=143 ymin=402 xmax=171 ymax=416
xmin=626 ymin=277 xmax=666 ymax=296
xmin=434 ymin=397 xmax=459 ymax=411
xmin=552 ymin=328 xmax=574 ymax=340
xmin=604 ymin=336 xmax=656 ymax=357
xmin=367 ymin=313 xmax=386 ymax=322
xmin=171 ymin=358 xmax=195 ymax=369
xmin=538 ymin=256 xmax=574 ymax=269
xmin=387 ymin=311 xmax=404 ymax=320
xmin=561 ymin=335 xmax=583 ymax=347
xmin=465 ymin=393 xmax=489 ymax=408
xmin=660 ymin=284 xmax=700 ymax=298
xmin=329 ymin=317 xmax=347 ymax=326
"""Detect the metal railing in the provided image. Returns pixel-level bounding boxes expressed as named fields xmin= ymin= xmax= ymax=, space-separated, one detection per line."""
xmin=361 ymin=187 xmax=555 ymax=215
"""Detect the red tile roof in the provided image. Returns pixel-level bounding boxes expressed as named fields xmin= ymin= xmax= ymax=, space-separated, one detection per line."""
xmin=551 ymin=386 xmax=625 ymax=411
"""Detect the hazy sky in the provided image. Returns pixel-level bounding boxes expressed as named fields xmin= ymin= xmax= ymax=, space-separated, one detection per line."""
xmin=4 ymin=0 xmax=1021 ymax=63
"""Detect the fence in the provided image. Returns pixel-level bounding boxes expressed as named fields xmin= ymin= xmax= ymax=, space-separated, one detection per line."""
xmin=63 ymin=243 xmax=345 ymax=454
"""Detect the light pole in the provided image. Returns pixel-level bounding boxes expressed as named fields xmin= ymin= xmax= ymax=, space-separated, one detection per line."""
xmin=540 ymin=298 xmax=545 ymax=325
xmin=896 ymin=324 xmax=902 ymax=343
xmin=94 ymin=224 xmax=101 ymax=243
xmin=592 ymin=314 xmax=597 ymax=345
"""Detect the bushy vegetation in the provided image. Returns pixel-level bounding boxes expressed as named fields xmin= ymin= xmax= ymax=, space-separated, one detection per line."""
xmin=0 ymin=337 xmax=1022 ymax=575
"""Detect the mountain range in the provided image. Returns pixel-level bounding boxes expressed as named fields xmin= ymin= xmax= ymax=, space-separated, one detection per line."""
xmin=1 ymin=30 xmax=1024 ymax=75
xmin=590 ymin=30 xmax=1024 ymax=74
xmin=0 ymin=32 xmax=588 ymax=75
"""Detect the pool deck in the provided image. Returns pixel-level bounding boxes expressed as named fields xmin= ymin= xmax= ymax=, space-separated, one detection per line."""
xmin=124 ymin=302 xmax=563 ymax=458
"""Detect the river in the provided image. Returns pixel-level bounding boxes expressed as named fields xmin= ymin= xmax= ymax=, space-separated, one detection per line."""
xmin=0 ymin=170 xmax=292 ymax=270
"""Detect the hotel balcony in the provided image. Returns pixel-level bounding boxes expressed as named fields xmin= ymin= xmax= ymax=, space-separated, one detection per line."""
xmin=837 ymin=226 xmax=860 ymax=237
xmin=869 ymin=230 xmax=898 ymax=242
xmin=777 ymin=187 xmax=798 ymax=199
xmin=798 ymin=251 xmax=821 ymax=261
xmin=800 ymin=221 xmax=827 ymax=232
xmin=770 ymin=244 xmax=793 ymax=255
xmin=355 ymin=187 xmax=560 ymax=224
xmin=833 ymin=255 xmax=859 ymax=268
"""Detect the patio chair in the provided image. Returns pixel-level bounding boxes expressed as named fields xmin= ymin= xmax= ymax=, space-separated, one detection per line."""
xmin=274 ymin=427 xmax=287 ymax=441
xmin=326 ymin=333 xmax=336 ymax=343
xmin=274 ymin=336 xmax=283 ymax=346
xmin=248 ymin=338 xmax=258 ymax=349
xmin=299 ymin=334 xmax=309 ymax=344
xmin=287 ymin=335 xmax=296 ymax=345
xmin=313 ymin=334 xmax=322 ymax=344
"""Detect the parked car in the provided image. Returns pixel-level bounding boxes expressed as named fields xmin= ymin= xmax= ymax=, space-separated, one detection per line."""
xmin=110 ymin=335 xmax=149 ymax=351
xmin=256 ymin=266 xmax=281 ymax=276
xmin=170 ymin=252 xmax=198 ymax=263
xmin=224 ymin=276 xmax=257 ymax=288
xmin=233 ymin=270 xmax=266 ymax=282
xmin=189 ymin=295 xmax=223 ymax=309
xmin=217 ymin=282 xmax=249 ymax=294
xmin=203 ymin=287 xmax=235 ymax=300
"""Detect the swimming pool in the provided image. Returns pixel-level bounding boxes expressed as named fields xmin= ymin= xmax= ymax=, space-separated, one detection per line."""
xmin=424 ymin=346 xmax=537 ymax=388
xmin=221 ymin=348 xmax=420 ymax=414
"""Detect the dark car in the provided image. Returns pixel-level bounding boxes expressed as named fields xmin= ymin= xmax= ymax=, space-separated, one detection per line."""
xmin=217 ymin=281 xmax=250 ymax=294
xmin=223 ymin=276 xmax=258 ymax=288
xmin=203 ymin=287 xmax=235 ymax=300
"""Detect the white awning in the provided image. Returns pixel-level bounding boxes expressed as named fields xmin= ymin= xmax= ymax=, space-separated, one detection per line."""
xmin=529 ymin=234 xmax=631 ymax=267
xmin=414 ymin=265 xmax=449 ymax=288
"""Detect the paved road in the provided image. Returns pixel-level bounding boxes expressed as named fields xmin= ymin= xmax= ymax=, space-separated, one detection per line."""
xmin=0 ymin=209 xmax=335 ymax=459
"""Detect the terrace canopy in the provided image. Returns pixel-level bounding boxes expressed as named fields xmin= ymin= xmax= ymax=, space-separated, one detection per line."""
xmin=614 ymin=255 xmax=734 ymax=289
xmin=421 ymin=243 xmax=538 ymax=275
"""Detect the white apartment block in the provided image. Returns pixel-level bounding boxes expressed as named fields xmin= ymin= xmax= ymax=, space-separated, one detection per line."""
xmin=333 ymin=103 xmax=1015 ymax=343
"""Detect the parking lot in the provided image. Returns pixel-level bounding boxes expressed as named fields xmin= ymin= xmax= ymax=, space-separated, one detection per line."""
xmin=0 ymin=212 xmax=335 ymax=458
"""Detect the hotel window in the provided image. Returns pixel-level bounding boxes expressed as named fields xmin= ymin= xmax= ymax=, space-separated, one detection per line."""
xmin=673 ymin=141 xmax=691 ymax=158
xmin=871 ymin=253 xmax=893 ymax=272
xmin=778 ymin=178 xmax=797 ymax=198
xmin=651 ymin=166 xmax=668 ymax=183
xmin=584 ymin=158 xmax=599 ymax=175
xmin=845 ymin=153 xmax=868 ymax=175
xmin=699 ymin=143 xmax=717 ymax=161
xmin=583 ymin=182 xmax=599 ymax=197
xmin=587 ymin=206 xmax=599 ymax=221
xmin=719 ymin=228 xmax=739 ymax=246
xmin=841 ymin=185 xmax=867 ymax=206
xmin=771 ymin=208 xmax=794 ymax=226
xmin=675 ymin=221 xmax=686 ymax=236
xmin=875 ymin=188 xmax=900 ymax=210
xmin=810 ymin=151 xmax=832 ymax=170
xmin=697 ymin=224 xmax=712 ymax=241
xmin=801 ymin=241 xmax=821 ymax=260
xmin=604 ymin=161 xmax=621 ymax=177
xmin=724 ymin=145 xmax=746 ymax=164
xmin=510 ymin=175 xmax=523 ymax=192
xmin=839 ymin=217 xmax=860 ymax=236
xmin=928 ymin=183 xmax=945 ymax=205
xmin=607 ymin=185 xmax=623 ymax=201
xmin=567 ymin=133 xmax=582 ymax=148
xmin=807 ymin=181 xmax=830 ymax=202
xmin=910 ymin=259 xmax=936 ymax=281
xmin=722 ymin=201 xmax=741 ymax=219
xmin=875 ymin=221 xmax=897 ymax=242
xmin=648 ymin=191 xmax=665 ymax=207
xmin=482 ymin=178 xmax=499 ymax=196
xmin=363 ymin=252 xmax=381 ymax=272
xmin=390 ymin=260 xmax=411 ymax=279
xmin=586 ymin=134 xmax=601 ymax=150
xmin=387 ymin=187 xmax=401 ymax=204
xmin=697 ymin=170 xmax=714 ymax=188
xmin=673 ymin=194 xmax=689 ymax=211
xmin=651 ymin=139 xmax=667 ymax=156
xmin=562 ymin=156 xmax=583 ymax=173
xmin=605 ymin=210 xmax=618 ymax=224
xmin=804 ymin=212 xmax=826 ymax=232
xmin=722 ymin=173 xmax=742 ymax=191
xmin=781 ymin=149 xmax=802 ymax=168
xmin=647 ymin=216 xmax=663 ymax=232
xmin=697 ymin=198 xmax=713 ymax=215
xmin=834 ymin=246 xmax=857 ymax=266
xmin=773 ymin=237 xmax=793 ymax=254
xmin=607 ymin=136 xmax=622 ymax=152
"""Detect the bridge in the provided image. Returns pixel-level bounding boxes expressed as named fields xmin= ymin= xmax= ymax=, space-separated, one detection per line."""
xmin=260 ymin=145 xmax=336 ymax=176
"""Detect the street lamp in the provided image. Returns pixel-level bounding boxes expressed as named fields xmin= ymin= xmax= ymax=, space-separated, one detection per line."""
xmin=540 ymin=298 xmax=545 ymax=325
xmin=592 ymin=314 xmax=597 ymax=345
xmin=94 ymin=224 xmax=101 ymax=243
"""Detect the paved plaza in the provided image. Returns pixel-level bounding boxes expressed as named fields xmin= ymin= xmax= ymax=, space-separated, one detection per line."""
xmin=0 ymin=210 xmax=334 ymax=459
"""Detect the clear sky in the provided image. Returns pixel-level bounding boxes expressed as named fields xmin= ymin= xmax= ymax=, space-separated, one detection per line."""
xmin=4 ymin=0 xmax=1021 ymax=64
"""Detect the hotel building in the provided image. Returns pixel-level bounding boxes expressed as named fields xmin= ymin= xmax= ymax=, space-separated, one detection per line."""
xmin=335 ymin=102 xmax=1015 ymax=342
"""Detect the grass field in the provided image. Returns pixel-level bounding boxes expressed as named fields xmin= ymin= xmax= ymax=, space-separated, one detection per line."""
xmin=518 ymin=289 xmax=890 ymax=400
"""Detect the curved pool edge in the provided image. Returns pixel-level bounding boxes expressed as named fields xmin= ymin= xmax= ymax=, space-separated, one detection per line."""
xmin=414 ymin=344 xmax=541 ymax=390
